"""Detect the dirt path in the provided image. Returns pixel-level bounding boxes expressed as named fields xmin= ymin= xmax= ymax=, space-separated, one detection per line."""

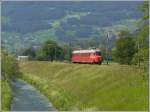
xmin=11 ymin=79 xmax=56 ymax=111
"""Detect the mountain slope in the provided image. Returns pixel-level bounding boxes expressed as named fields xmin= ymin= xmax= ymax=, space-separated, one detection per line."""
xmin=1 ymin=1 xmax=143 ymax=54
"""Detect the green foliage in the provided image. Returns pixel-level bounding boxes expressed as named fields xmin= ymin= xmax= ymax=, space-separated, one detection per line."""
xmin=113 ymin=30 xmax=136 ymax=65
xmin=21 ymin=73 xmax=74 ymax=110
xmin=132 ymin=2 xmax=149 ymax=71
xmin=1 ymin=50 xmax=21 ymax=111
xmin=1 ymin=2 xmax=142 ymax=55
xmin=132 ymin=47 xmax=148 ymax=63
xmin=1 ymin=50 xmax=21 ymax=80
xmin=61 ymin=44 xmax=72 ymax=61
xmin=42 ymin=40 xmax=59 ymax=61
xmin=1 ymin=80 xmax=12 ymax=111
xmin=139 ymin=1 xmax=149 ymax=20
xmin=21 ymin=40 xmax=72 ymax=61
xmin=19 ymin=61 xmax=148 ymax=110
xmin=22 ymin=47 xmax=36 ymax=59
xmin=36 ymin=48 xmax=46 ymax=61
xmin=138 ymin=25 xmax=149 ymax=48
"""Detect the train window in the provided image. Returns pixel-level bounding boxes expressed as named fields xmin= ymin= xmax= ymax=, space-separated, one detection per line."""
xmin=77 ymin=53 xmax=80 ymax=56
xmin=80 ymin=53 xmax=83 ymax=56
xmin=87 ymin=53 xmax=90 ymax=57
xmin=96 ymin=52 xmax=101 ymax=56
xmin=74 ymin=53 xmax=79 ymax=56
xmin=85 ymin=53 xmax=89 ymax=57
xmin=81 ymin=53 xmax=84 ymax=57
xmin=81 ymin=53 xmax=88 ymax=57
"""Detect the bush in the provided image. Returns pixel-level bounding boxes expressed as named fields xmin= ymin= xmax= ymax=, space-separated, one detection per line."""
xmin=112 ymin=30 xmax=136 ymax=65
xmin=1 ymin=51 xmax=21 ymax=80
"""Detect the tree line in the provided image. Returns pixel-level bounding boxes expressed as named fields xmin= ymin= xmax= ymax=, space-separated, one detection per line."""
xmin=22 ymin=40 xmax=72 ymax=62
xmin=113 ymin=1 xmax=149 ymax=70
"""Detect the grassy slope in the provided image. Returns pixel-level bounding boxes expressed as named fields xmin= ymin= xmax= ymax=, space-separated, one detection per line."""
xmin=1 ymin=80 xmax=12 ymax=111
xmin=19 ymin=61 xmax=148 ymax=111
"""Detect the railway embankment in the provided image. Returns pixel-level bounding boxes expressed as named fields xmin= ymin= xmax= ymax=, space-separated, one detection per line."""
xmin=19 ymin=61 xmax=148 ymax=111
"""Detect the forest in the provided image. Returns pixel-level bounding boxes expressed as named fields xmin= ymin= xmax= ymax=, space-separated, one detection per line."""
xmin=2 ymin=1 xmax=143 ymax=55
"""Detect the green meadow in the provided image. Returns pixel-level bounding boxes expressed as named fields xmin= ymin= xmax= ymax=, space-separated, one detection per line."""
xmin=19 ymin=61 xmax=148 ymax=111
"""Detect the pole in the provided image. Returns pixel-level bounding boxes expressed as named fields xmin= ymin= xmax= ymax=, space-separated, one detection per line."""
xmin=136 ymin=29 xmax=140 ymax=67
xmin=69 ymin=42 xmax=71 ymax=63
xmin=55 ymin=46 xmax=56 ymax=61
xmin=138 ymin=35 xmax=140 ymax=67
xmin=48 ymin=44 xmax=51 ymax=61
xmin=106 ymin=31 xmax=109 ymax=65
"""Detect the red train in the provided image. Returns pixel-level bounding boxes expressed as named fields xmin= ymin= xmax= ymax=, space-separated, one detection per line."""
xmin=71 ymin=49 xmax=103 ymax=64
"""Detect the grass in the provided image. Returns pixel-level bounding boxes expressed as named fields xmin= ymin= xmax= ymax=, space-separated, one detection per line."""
xmin=1 ymin=80 xmax=12 ymax=111
xmin=19 ymin=61 xmax=148 ymax=111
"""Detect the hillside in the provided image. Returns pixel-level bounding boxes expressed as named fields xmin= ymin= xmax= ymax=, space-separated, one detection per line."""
xmin=1 ymin=1 xmax=143 ymax=54
xmin=19 ymin=61 xmax=148 ymax=111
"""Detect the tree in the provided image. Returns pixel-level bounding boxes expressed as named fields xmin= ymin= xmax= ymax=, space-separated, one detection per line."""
xmin=113 ymin=30 xmax=136 ymax=65
xmin=55 ymin=46 xmax=64 ymax=61
xmin=35 ymin=40 xmax=65 ymax=61
xmin=42 ymin=40 xmax=61 ymax=61
xmin=22 ymin=47 xmax=36 ymax=59
xmin=35 ymin=48 xmax=46 ymax=61
xmin=139 ymin=1 xmax=149 ymax=21
xmin=132 ymin=1 xmax=149 ymax=69
xmin=61 ymin=44 xmax=72 ymax=61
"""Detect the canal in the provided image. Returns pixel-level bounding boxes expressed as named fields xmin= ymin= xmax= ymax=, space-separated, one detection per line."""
xmin=11 ymin=79 xmax=56 ymax=111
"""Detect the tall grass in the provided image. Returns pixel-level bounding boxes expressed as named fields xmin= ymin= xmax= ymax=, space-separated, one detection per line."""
xmin=1 ymin=80 xmax=12 ymax=111
xmin=19 ymin=61 xmax=148 ymax=111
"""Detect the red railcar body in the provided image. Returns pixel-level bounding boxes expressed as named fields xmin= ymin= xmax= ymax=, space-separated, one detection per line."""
xmin=71 ymin=49 xmax=103 ymax=64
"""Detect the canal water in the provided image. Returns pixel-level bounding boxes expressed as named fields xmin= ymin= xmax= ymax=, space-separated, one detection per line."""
xmin=11 ymin=79 xmax=56 ymax=111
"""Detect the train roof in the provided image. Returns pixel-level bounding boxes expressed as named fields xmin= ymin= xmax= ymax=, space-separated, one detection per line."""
xmin=72 ymin=49 xmax=100 ymax=54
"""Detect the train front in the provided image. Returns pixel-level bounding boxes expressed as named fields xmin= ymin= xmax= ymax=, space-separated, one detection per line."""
xmin=94 ymin=50 xmax=103 ymax=64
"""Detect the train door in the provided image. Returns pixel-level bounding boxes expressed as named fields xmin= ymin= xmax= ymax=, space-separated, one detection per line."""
xmin=89 ymin=52 xmax=95 ymax=63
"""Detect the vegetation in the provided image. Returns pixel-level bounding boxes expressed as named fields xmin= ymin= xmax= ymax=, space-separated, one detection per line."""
xmin=112 ymin=30 xmax=136 ymax=65
xmin=2 ymin=2 xmax=141 ymax=33
xmin=113 ymin=1 xmax=149 ymax=67
xmin=1 ymin=1 xmax=149 ymax=111
xmin=2 ymin=1 xmax=142 ymax=55
xmin=22 ymin=47 xmax=36 ymax=60
xmin=1 ymin=50 xmax=21 ymax=111
xmin=1 ymin=50 xmax=21 ymax=80
xmin=20 ymin=61 xmax=148 ymax=111
xmin=1 ymin=80 xmax=12 ymax=111
xmin=41 ymin=40 xmax=61 ymax=61
xmin=132 ymin=1 xmax=149 ymax=70
xmin=23 ymin=40 xmax=69 ymax=61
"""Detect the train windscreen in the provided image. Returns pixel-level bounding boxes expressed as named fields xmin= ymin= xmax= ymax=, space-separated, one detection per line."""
xmin=96 ymin=51 xmax=101 ymax=56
